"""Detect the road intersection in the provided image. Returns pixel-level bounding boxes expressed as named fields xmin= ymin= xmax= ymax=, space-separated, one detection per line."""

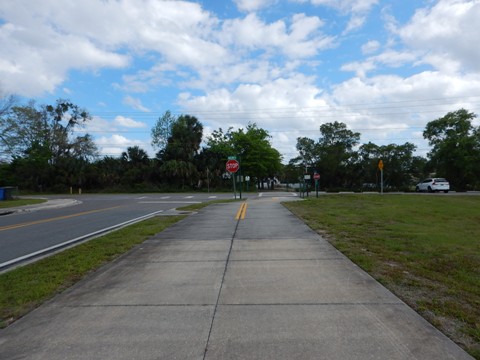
xmin=0 ymin=192 xmax=472 ymax=359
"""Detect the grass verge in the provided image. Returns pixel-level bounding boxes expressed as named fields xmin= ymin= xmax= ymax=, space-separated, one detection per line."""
xmin=0 ymin=198 xmax=46 ymax=209
xmin=0 ymin=215 xmax=185 ymax=328
xmin=178 ymin=198 xmax=241 ymax=212
xmin=284 ymin=194 xmax=480 ymax=359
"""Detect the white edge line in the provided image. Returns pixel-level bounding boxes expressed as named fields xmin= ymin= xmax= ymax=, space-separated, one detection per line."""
xmin=0 ymin=210 xmax=164 ymax=269
xmin=138 ymin=201 xmax=201 ymax=204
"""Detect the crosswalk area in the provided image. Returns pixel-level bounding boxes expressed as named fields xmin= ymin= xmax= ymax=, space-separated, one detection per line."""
xmin=136 ymin=192 xmax=298 ymax=204
xmin=156 ymin=195 xmax=218 ymax=200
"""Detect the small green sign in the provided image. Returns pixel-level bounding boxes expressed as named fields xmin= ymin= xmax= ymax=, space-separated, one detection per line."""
xmin=228 ymin=156 xmax=237 ymax=160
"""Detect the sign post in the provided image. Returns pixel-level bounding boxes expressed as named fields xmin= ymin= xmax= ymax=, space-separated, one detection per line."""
xmin=226 ymin=158 xmax=240 ymax=199
xmin=378 ymin=160 xmax=384 ymax=194
xmin=304 ymin=174 xmax=311 ymax=198
xmin=314 ymin=172 xmax=320 ymax=197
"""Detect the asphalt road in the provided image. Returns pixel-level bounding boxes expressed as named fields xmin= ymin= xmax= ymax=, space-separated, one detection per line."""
xmin=0 ymin=192 xmax=472 ymax=359
xmin=0 ymin=193 xmax=235 ymax=268
xmin=2 ymin=191 xmax=478 ymax=269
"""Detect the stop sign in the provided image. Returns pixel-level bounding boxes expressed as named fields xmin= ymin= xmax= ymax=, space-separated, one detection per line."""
xmin=226 ymin=159 xmax=240 ymax=173
xmin=314 ymin=173 xmax=320 ymax=180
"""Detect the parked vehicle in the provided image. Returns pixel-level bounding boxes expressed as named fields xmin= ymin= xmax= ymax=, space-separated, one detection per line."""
xmin=415 ymin=178 xmax=450 ymax=193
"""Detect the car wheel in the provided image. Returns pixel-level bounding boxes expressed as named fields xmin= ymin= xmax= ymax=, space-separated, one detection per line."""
xmin=415 ymin=186 xmax=420 ymax=192
xmin=428 ymin=186 xmax=433 ymax=193
xmin=444 ymin=190 xmax=449 ymax=193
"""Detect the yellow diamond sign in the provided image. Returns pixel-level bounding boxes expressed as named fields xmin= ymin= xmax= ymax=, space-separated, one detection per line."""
xmin=378 ymin=160 xmax=384 ymax=170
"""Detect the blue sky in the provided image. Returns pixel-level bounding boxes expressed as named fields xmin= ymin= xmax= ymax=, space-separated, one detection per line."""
xmin=1 ymin=0 xmax=480 ymax=161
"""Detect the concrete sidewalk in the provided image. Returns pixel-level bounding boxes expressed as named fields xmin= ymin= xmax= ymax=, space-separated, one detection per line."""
xmin=0 ymin=194 xmax=473 ymax=359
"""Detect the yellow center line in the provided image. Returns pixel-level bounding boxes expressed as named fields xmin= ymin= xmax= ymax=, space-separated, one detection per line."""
xmin=0 ymin=206 xmax=122 ymax=232
xmin=235 ymin=202 xmax=248 ymax=220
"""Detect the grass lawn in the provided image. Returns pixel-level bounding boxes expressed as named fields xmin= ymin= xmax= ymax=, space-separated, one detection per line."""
xmin=284 ymin=194 xmax=480 ymax=359
xmin=0 ymin=198 xmax=46 ymax=209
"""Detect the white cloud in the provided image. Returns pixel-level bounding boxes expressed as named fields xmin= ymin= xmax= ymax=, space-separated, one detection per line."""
xmin=0 ymin=0 xmax=334 ymax=99
xmin=342 ymin=50 xmax=418 ymax=77
xmin=308 ymin=0 xmax=379 ymax=32
xmin=123 ymin=96 xmax=150 ymax=112
xmin=113 ymin=115 xmax=147 ymax=128
xmin=85 ymin=116 xmax=114 ymax=134
xmin=178 ymin=74 xmax=331 ymax=157
xmin=373 ymin=50 xmax=418 ymax=68
xmin=120 ymin=63 xmax=178 ymax=93
xmin=330 ymin=70 xmax=480 ymax=139
xmin=219 ymin=13 xmax=334 ymax=59
xmin=398 ymin=0 xmax=480 ymax=74
xmin=96 ymin=134 xmax=149 ymax=156
xmin=234 ymin=0 xmax=277 ymax=12
xmin=309 ymin=0 xmax=378 ymax=13
xmin=344 ymin=15 xmax=367 ymax=33
xmin=361 ymin=40 xmax=380 ymax=55
xmin=97 ymin=134 xmax=130 ymax=145
xmin=86 ymin=116 xmax=151 ymax=156
xmin=0 ymin=0 xmax=220 ymax=97
xmin=2 ymin=0 xmax=480 ymax=163
xmin=188 ymin=60 xmax=282 ymax=90
xmin=180 ymin=74 xmax=327 ymax=120
xmin=341 ymin=60 xmax=376 ymax=78
xmin=0 ymin=7 xmax=129 ymax=97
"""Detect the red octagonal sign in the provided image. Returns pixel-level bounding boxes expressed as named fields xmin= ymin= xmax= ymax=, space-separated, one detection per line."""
xmin=226 ymin=159 xmax=240 ymax=173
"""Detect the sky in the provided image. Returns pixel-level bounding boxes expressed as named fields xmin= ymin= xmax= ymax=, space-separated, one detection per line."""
xmin=1 ymin=0 xmax=480 ymax=162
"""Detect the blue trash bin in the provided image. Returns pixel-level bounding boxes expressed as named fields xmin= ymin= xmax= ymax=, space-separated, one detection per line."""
xmin=0 ymin=188 xmax=4 ymax=201
xmin=2 ymin=187 xmax=15 ymax=200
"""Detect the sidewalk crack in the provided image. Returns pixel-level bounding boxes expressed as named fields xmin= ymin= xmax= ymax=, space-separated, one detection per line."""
xmin=202 ymin=202 xmax=244 ymax=359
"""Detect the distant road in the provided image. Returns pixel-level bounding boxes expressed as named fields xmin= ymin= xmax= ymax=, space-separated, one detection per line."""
xmin=2 ymin=191 xmax=477 ymax=269
xmin=0 ymin=193 xmax=235 ymax=269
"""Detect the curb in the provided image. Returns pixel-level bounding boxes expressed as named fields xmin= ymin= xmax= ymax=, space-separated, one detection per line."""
xmin=0 ymin=199 xmax=81 ymax=216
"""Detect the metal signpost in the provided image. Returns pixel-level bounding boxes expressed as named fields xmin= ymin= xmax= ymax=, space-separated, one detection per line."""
xmin=226 ymin=157 xmax=240 ymax=199
xmin=314 ymin=172 xmax=320 ymax=197
xmin=304 ymin=174 xmax=311 ymax=198
xmin=378 ymin=159 xmax=384 ymax=194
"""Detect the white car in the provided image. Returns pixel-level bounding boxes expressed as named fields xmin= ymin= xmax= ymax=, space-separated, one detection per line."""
xmin=415 ymin=178 xmax=450 ymax=193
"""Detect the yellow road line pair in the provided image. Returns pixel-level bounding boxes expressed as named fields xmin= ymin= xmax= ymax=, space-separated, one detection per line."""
xmin=0 ymin=206 xmax=121 ymax=232
xmin=235 ymin=202 xmax=248 ymax=220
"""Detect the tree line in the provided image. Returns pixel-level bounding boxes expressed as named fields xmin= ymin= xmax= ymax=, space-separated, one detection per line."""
xmin=0 ymin=98 xmax=282 ymax=192
xmin=286 ymin=109 xmax=480 ymax=191
xmin=1 ymin=96 xmax=479 ymax=192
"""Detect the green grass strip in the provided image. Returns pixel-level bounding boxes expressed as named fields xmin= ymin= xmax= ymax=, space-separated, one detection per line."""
xmin=0 ymin=198 xmax=46 ymax=209
xmin=178 ymin=198 xmax=241 ymax=212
